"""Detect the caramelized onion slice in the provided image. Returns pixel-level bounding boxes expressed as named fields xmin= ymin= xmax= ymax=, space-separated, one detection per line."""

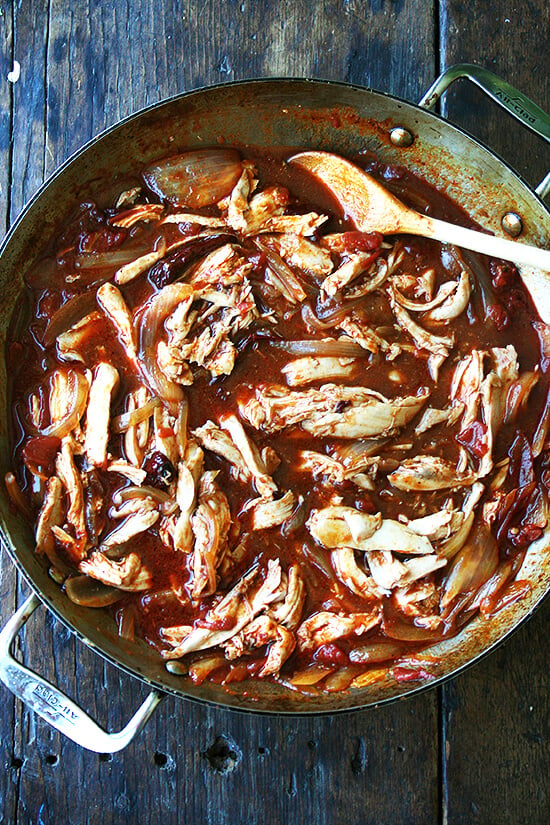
xmin=254 ymin=239 xmax=307 ymax=304
xmin=111 ymin=397 xmax=161 ymax=434
xmin=382 ymin=604 xmax=445 ymax=642
xmin=4 ymin=472 xmax=33 ymax=521
xmin=143 ymin=149 xmax=243 ymax=208
xmin=349 ymin=640 xmax=403 ymax=664
xmin=269 ymin=339 xmax=368 ymax=357
xmin=43 ymin=293 xmax=98 ymax=347
xmin=138 ymin=283 xmax=193 ymax=406
xmin=65 ymin=575 xmax=124 ymax=607
xmin=73 ymin=239 xmax=153 ymax=271
xmin=440 ymin=521 xmax=498 ymax=610
xmin=39 ymin=369 xmax=89 ymax=439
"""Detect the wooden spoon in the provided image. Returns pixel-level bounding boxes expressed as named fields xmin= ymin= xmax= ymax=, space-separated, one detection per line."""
xmin=289 ymin=151 xmax=550 ymax=271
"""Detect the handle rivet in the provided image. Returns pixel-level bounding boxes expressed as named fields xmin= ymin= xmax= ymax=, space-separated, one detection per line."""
xmin=390 ymin=127 xmax=414 ymax=147
xmin=501 ymin=212 xmax=523 ymax=237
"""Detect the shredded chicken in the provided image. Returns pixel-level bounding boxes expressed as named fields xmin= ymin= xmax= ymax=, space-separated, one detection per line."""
xmin=308 ymin=506 xmax=434 ymax=555
xmin=161 ymin=559 xmax=283 ymax=659
xmin=281 ymin=356 xmax=357 ymax=387
xmin=80 ymin=551 xmax=152 ymax=591
xmin=388 ymin=456 xmax=477 ymax=491
xmin=249 ymin=491 xmax=295 ymax=530
xmin=83 ymin=362 xmax=119 ymax=468
xmin=297 ymin=608 xmax=382 ymax=651
xmin=223 ymin=615 xmax=295 ymax=677
xmin=261 ymin=233 xmax=333 ymax=278
xmin=35 ymin=477 xmax=64 ymax=555
xmin=55 ymin=438 xmax=88 ymax=560
xmin=96 ymin=283 xmax=138 ymax=364
xmin=240 ymin=383 xmax=429 ymax=439
xmin=190 ymin=471 xmax=231 ymax=598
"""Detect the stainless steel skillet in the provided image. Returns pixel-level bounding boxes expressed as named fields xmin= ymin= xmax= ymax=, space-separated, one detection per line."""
xmin=0 ymin=65 xmax=548 ymax=751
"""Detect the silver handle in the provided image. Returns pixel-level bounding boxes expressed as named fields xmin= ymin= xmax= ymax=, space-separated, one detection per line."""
xmin=0 ymin=593 xmax=164 ymax=752
xmin=419 ymin=63 xmax=550 ymax=199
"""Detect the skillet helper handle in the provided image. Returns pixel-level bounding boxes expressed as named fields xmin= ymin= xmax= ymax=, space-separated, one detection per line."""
xmin=419 ymin=63 xmax=550 ymax=199
xmin=0 ymin=593 xmax=164 ymax=753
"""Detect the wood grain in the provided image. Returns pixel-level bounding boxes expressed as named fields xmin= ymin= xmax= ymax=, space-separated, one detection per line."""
xmin=440 ymin=2 xmax=550 ymax=821
xmin=439 ymin=0 xmax=550 ymax=190
xmin=0 ymin=2 xmax=38 ymax=822
xmin=441 ymin=599 xmax=550 ymax=824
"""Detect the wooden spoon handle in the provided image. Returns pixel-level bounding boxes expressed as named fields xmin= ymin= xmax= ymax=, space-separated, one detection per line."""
xmin=406 ymin=211 xmax=550 ymax=270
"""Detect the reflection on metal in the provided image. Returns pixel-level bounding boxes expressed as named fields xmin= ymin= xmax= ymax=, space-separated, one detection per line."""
xmin=390 ymin=127 xmax=414 ymax=147
xmin=501 ymin=212 xmax=523 ymax=237
xmin=535 ymin=171 xmax=550 ymax=201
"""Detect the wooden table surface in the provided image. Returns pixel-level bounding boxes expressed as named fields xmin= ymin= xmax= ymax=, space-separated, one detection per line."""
xmin=0 ymin=2 xmax=549 ymax=823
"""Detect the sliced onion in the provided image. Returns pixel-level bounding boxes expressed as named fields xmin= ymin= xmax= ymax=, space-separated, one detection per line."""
xmin=531 ymin=384 xmax=550 ymax=457
xmin=141 ymin=588 xmax=184 ymax=610
xmin=382 ymin=605 xmax=445 ymax=642
xmin=315 ymin=295 xmax=368 ymax=324
xmin=301 ymin=302 xmax=338 ymax=330
xmin=4 ymin=472 xmax=33 ymax=521
xmin=323 ymin=666 xmax=357 ymax=692
xmin=301 ymin=298 xmax=367 ymax=329
xmin=65 ymin=575 xmax=124 ymax=607
xmin=111 ymin=397 xmax=161 ymax=434
xmin=138 ymin=284 xmax=192 ymax=407
xmin=222 ymin=663 xmax=250 ymax=684
xmin=73 ymin=239 xmax=153 ymax=271
xmin=469 ymin=559 xmax=515 ymax=615
xmin=533 ymin=321 xmax=550 ymax=372
xmin=112 ymin=484 xmax=171 ymax=506
xmin=288 ymin=664 xmax=333 ymax=686
xmin=349 ymin=640 xmax=403 ymax=664
xmin=445 ymin=245 xmax=494 ymax=317
xmin=481 ymin=580 xmax=531 ymax=618
xmin=269 ymin=338 xmax=368 ymax=357
xmin=440 ymin=521 xmax=498 ymax=610
xmin=331 ymin=437 xmax=388 ymax=466
xmin=299 ymin=543 xmax=336 ymax=582
xmin=254 ymin=239 xmax=307 ymax=303
xmin=188 ymin=654 xmax=227 ymax=685
xmin=116 ymin=603 xmax=136 ymax=641
xmin=43 ymin=292 xmax=98 ymax=346
xmin=143 ymin=149 xmax=243 ymax=208
xmin=281 ymin=495 xmax=307 ymax=537
xmin=39 ymin=369 xmax=89 ymax=439
xmin=503 ymin=371 xmax=539 ymax=426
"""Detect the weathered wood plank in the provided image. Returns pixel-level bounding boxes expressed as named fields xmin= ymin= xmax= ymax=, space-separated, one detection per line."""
xmin=440 ymin=1 xmax=550 ymax=821
xmin=0 ymin=2 xmax=34 ymax=822
xmin=14 ymin=689 xmax=439 ymax=825
xmin=441 ymin=599 xmax=550 ymax=824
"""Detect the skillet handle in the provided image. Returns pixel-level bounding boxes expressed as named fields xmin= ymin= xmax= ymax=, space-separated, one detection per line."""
xmin=419 ymin=63 xmax=550 ymax=199
xmin=0 ymin=593 xmax=164 ymax=753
